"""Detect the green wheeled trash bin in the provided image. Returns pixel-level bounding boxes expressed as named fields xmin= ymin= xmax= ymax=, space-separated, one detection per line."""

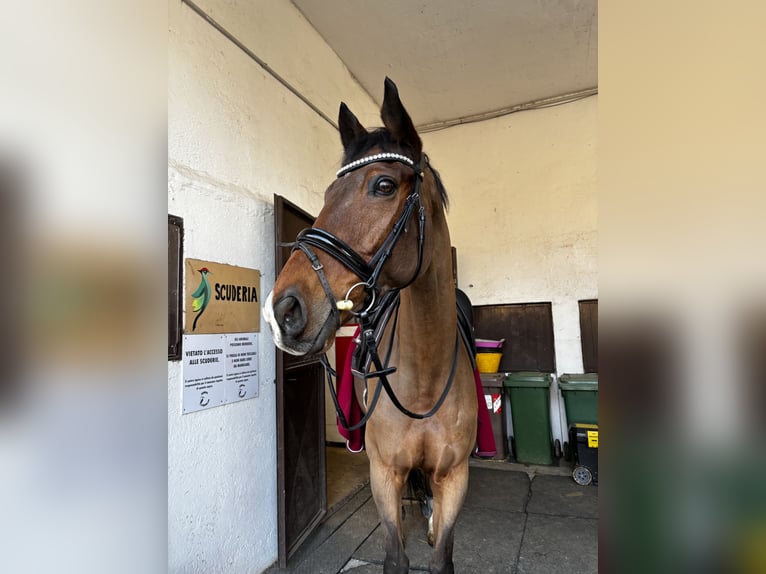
xmin=503 ymin=372 xmax=553 ymax=465
xmin=558 ymin=373 xmax=599 ymax=425
xmin=559 ymin=374 xmax=599 ymax=481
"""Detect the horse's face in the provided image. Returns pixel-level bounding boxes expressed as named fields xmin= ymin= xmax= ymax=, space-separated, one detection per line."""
xmin=264 ymin=79 xmax=436 ymax=356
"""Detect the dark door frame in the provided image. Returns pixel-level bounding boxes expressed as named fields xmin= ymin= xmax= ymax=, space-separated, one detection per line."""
xmin=274 ymin=195 xmax=326 ymax=566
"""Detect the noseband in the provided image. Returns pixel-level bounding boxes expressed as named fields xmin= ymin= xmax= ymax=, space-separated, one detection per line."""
xmin=291 ymin=151 xmax=461 ymax=431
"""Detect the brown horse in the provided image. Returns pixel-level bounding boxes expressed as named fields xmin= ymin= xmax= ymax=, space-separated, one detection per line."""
xmin=263 ymin=78 xmax=477 ymax=574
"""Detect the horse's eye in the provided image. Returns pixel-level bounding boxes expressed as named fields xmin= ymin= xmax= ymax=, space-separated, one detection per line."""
xmin=371 ymin=176 xmax=397 ymax=196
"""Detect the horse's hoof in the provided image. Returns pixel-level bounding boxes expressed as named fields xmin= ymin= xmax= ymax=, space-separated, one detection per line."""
xmin=427 ymin=531 xmax=434 ymax=546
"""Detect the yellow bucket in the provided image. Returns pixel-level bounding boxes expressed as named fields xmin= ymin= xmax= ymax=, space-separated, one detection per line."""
xmin=476 ymin=352 xmax=502 ymax=373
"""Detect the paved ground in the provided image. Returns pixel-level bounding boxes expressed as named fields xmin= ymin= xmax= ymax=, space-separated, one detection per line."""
xmin=267 ymin=462 xmax=597 ymax=573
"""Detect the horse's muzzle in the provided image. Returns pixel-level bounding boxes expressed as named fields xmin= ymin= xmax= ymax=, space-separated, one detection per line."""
xmin=263 ymin=290 xmax=336 ymax=356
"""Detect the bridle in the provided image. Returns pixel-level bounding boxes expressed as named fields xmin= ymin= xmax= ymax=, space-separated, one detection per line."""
xmin=290 ymin=151 xmax=462 ymax=430
xmin=294 ymin=152 xmax=427 ymax=327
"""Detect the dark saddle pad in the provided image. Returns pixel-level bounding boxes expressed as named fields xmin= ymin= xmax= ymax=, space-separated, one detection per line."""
xmin=455 ymin=288 xmax=476 ymax=364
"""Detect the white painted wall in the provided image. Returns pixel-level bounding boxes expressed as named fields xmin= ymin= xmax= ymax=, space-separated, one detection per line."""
xmin=421 ymin=96 xmax=598 ymax=444
xmin=167 ymin=1 xmax=376 ymax=572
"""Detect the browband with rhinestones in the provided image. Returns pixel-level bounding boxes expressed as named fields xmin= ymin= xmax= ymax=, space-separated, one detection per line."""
xmin=336 ymin=152 xmax=415 ymax=178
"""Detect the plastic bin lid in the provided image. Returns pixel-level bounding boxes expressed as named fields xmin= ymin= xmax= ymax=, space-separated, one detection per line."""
xmin=503 ymin=371 xmax=552 ymax=388
xmin=479 ymin=373 xmax=505 ymax=388
xmin=559 ymin=373 xmax=598 ymax=390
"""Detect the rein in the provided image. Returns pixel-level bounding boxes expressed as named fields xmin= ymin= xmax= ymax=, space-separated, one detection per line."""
xmin=291 ymin=152 xmax=464 ymax=430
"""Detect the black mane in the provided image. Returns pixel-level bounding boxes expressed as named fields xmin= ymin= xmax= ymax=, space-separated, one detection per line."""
xmin=341 ymin=128 xmax=449 ymax=209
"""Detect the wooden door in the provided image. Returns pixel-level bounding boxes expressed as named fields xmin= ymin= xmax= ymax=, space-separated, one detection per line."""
xmin=472 ymin=302 xmax=556 ymax=372
xmin=274 ymin=195 xmax=326 ymax=566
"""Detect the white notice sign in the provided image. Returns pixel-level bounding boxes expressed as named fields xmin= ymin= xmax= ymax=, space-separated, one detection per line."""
xmin=224 ymin=333 xmax=259 ymax=403
xmin=182 ymin=333 xmax=260 ymax=414
xmin=182 ymin=334 xmax=226 ymax=414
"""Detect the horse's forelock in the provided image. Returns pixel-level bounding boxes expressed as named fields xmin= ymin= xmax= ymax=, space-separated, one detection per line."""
xmin=341 ymin=128 xmax=415 ymax=164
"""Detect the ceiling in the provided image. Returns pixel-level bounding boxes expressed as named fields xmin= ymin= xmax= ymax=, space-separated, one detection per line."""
xmin=292 ymin=0 xmax=598 ymax=130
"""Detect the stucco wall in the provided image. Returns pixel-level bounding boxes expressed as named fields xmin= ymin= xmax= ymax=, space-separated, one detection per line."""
xmin=422 ymin=96 xmax=597 ymax=442
xmin=167 ymin=1 xmax=376 ymax=572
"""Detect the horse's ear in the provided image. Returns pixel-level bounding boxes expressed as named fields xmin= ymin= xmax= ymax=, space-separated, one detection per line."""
xmin=381 ymin=77 xmax=422 ymax=158
xmin=338 ymin=102 xmax=368 ymax=150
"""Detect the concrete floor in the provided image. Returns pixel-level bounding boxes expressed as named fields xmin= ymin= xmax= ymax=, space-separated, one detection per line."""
xmin=268 ymin=449 xmax=597 ymax=573
xmin=326 ymin=445 xmax=370 ymax=512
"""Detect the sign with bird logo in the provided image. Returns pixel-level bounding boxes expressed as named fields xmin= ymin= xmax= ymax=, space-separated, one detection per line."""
xmin=184 ymin=259 xmax=261 ymax=334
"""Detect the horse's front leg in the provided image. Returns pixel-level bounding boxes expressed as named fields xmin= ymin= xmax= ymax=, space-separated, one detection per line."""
xmin=428 ymin=461 xmax=470 ymax=574
xmin=369 ymin=457 xmax=410 ymax=574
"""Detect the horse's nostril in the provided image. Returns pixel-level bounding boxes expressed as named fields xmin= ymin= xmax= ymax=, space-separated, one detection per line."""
xmin=274 ymin=294 xmax=306 ymax=337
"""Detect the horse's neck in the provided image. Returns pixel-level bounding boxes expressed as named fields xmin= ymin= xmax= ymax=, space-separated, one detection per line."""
xmin=394 ymin=237 xmax=457 ymax=373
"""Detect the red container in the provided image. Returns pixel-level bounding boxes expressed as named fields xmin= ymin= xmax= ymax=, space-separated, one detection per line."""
xmin=335 ymin=325 xmax=359 ymax=371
